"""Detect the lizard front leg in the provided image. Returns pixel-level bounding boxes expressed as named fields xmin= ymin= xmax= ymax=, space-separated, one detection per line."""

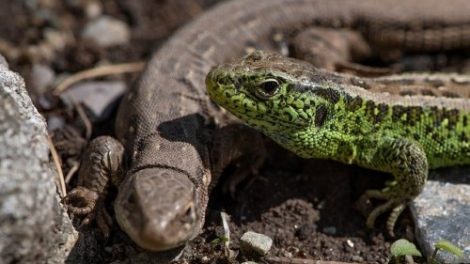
xmin=63 ymin=136 xmax=124 ymax=238
xmin=359 ymin=137 xmax=428 ymax=236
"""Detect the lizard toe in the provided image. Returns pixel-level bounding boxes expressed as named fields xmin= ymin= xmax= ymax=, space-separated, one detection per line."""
xmin=365 ymin=197 xmax=407 ymax=237
xmin=63 ymin=186 xmax=99 ymax=215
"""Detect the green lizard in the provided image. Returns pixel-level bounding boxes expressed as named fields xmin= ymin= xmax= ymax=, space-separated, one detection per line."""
xmin=206 ymin=50 xmax=470 ymax=235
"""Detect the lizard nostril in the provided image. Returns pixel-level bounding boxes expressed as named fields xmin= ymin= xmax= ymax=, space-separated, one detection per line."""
xmin=127 ymin=192 xmax=136 ymax=205
xmin=180 ymin=203 xmax=196 ymax=224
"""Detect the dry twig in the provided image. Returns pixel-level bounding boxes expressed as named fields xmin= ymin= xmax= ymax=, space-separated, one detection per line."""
xmin=65 ymin=161 xmax=80 ymax=184
xmin=53 ymin=62 xmax=145 ymax=95
xmin=48 ymin=135 xmax=66 ymax=197
xmin=74 ymin=102 xmax=93 ymax=140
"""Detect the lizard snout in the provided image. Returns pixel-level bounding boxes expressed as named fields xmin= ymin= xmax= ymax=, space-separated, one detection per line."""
xmin=115 ymin=168 xmax=200 ymax=251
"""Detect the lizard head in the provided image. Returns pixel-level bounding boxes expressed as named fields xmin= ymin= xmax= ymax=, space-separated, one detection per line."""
xmin=114 ymin=168 xmax=200 ymax=251
xmin=206 ymin=50 xmax=332 ymax=135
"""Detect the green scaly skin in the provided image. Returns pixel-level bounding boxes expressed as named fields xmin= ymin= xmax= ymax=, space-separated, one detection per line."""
xmin=206 ymin=50 xmax=470 ymax=235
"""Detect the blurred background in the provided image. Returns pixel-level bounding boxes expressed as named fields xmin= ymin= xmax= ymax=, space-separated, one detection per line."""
xmin=0 ymin=0 xmax=224 ymax=100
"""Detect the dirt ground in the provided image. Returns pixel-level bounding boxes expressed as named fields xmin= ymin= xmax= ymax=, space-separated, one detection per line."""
xmin=4 ymin=0 xmax=467 ymax=263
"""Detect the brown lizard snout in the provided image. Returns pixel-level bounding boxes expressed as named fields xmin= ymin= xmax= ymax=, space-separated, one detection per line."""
xmin=114 ymin=168 xmax=200 ymax=251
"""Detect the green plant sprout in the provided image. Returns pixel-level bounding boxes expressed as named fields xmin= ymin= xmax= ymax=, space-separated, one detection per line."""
xmin=391 ymin=239 xmax=422 ymax=264
xmin=429 ymin=240 xmax=464 ymax=264
xmin=390 ymin=238 xmax=464 ymax=264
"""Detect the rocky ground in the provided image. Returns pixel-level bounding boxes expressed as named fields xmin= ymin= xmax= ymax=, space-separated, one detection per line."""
xmin=0 ymin=0 xmax=468 ymax=263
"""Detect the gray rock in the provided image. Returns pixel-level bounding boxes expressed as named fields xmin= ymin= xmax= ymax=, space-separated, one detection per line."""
xmin=60 ymin=80 xmax=126 ymax=121
xmin=82 ymin=16 xmax=130 ymax=47
xmin=0 ymin=54 xmax=7 ymax=69
xmin=0 ymin=59 xmax=77 ymax=263
xmin=240 ymin=231 xmax=273 ymax=256
xmin=411 ymin=167 xmax=470 ymax=264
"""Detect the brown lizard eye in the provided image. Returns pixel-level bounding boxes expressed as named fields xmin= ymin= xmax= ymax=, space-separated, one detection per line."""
xmin=255 ymin=78 xmax=280 ymax=99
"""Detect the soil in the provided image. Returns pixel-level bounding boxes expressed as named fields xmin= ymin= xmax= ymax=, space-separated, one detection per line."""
xmin=2 ymin=1 xmax=466 ymax=263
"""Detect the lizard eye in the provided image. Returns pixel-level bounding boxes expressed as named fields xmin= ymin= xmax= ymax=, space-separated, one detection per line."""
xmin=255 ymin=78 xmax=280 ymax=99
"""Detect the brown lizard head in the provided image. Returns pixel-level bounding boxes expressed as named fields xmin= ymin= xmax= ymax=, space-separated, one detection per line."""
xmin=114 ymin=167 xmax=199 ymax=251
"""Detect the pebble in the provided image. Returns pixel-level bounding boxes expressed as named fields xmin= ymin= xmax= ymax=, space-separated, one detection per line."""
xmin=82 ymin=16 xmax=130 ymax=47
xmin=322 ymin=226 xmax=337 ymax=235
xmin=44 ymin=28 xmax=69 ymax=51
xmin=30 ymin=63 xmax=55 ymax=94
xmin=346 ymin=239 xmax=354 ymax=248
xmin=351 ymin=255 xmax=365 ymax=262
xmin=60 ymin=80 xmax=126 ymax=121
xmin=85 ymin=1 xmax=102 ymax=19
xmin=240 ymin=231 xmax=273 ymax=256
xmin=47 ymin=114 xmax=65 ymax=131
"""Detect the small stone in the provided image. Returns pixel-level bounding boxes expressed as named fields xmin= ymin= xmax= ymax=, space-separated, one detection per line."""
xmin=322 ymin=226 xmax=337 ymax=235
xmin=241 ymin=262 xmax=258 ymax=264
xmin=240 ymin=231 xmax=273 ymax=256
xmin=346 ymin=239 xmax=354 ymax=248
xmin=47 ymin=114 xmax=65 ymax=131
xmin=351 ymin=255 xmax=364 ymax=262
xmin=60 ymin=80 xmax=126 ymax=121
xmin=44 ymin=29 xmax=69 ymax=51
xmin=410 ymin=168 xmax=470 ymax=263
xmin=30 ymin=63 xmax=55 ymax=94
xmin=85 ymin=1 xmax=102 ymax=19
xmin=104 ymin=247 xmax=113 ymax=253
xmin=82 ymin=16 xmax=130 ymax=47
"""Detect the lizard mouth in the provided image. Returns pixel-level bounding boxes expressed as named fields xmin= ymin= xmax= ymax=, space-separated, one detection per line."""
xmin=137 ymin=205 xmax=197 ymax=251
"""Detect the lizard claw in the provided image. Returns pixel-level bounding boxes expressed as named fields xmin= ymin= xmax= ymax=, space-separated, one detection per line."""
xmin=360 ymin=188 xmax=407 ymax=237
xmin=63 ymin=186 xmax=113 ymax=237
xmin=63 ymin=186 xmax=99 ymax=216
xmin=95 ymin=207 xmax=113 ymax=239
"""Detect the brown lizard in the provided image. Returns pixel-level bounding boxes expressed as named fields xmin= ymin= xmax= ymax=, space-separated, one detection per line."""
xmin=64 ymin=0 xmax=470 ymax=252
